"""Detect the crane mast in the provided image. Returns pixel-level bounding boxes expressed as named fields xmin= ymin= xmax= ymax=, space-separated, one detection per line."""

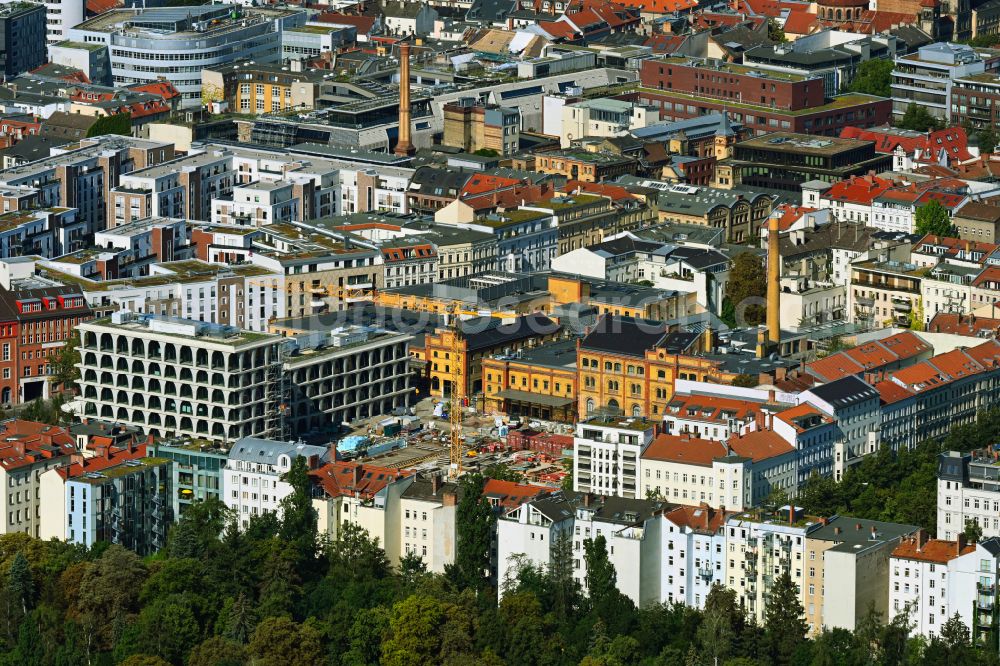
xmin=449 ymin=325 xmax=464 ymax=479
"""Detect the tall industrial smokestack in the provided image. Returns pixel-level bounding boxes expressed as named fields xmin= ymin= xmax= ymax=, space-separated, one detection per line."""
xmin=767 ymin=215 xmax=780 ymax=345
xmin=395 ymin=42 xmax=415 ymax=157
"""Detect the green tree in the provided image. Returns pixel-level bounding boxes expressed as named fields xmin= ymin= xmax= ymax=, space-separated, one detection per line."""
xmin=767 ymin=18 xmax=787 ymax=43
xmin=583 ymin=534 xmax=617 ymax=603
xmin=731 ymin=374 xmax=758 ymax=388
xmin=381 ymin=595 xmax=453 ymax=666
xmin=279 ymin=455 xmax=319 ymax=568
xmin=188 ymin=635 xmax=248 ymax=666
xmin=724 ymin=252 xmax=767 ymax=326
xmin=51 ymin=330 xmax=80 ymax=392
xmin=482 ymin=462 xmax=524 ymax=482
xmin=248 ymin=616 xmax=324 ymax=666
xmin=764 ymin=571 xmax=807 ymax=666
xmin=85 ymin=113 xmax=132 ymax=138
xmin=964 ymin=519 xmax=983 ymax=544
xmin=914 ymin=199 xmax=955 ymax=237
xmin=451 ymin=473 xmax=493 ymax=593
xmin=75 ymin=544 xmax=147 ymax=652
xmin=848 ymin=59 xmax=894 ymax=97
xmin=897 ymin=102 xmax=943 ymax=132
xmin=698 ymin=584 xmax=742 ymax=664
xmin=7 ymin=552 xmax=34 ymax=617
xmin=132 ymin=594 xmax=201 ymax=664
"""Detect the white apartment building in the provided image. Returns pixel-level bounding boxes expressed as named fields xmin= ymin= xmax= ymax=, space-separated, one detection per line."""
xmin=726 ymin=510 xmax=818 ymax=624
xmin=0 ymin=421 xmax=77 ymax=539
xmin=44 ymin=0 xmax=84 ymax=45
xmin=633 ymin=505 xmax=729 ymax=609
xmin=890 ymin=532 xmax=1000 ymax=643
xmin=118 ymin=150 xmax=237 ymax=222
xmin=312 ymin=461 xmax=414 ymax=567
xmin=496 ymin=490 xmax=666 ymax=606
xmin=76 ymin=313 xmax=287 ymax=443
xmin=938 ymin=449 xmax=1000 ymax=541
xmin=223 ymin=437 xmax=329 ymax=527
xmin=212 ymin=181 xmax=299 ymax=227
xmin=398 ymin=474 xmax=460 ymax=574
xmin=573 ymin=417 xmax=656 ymax=500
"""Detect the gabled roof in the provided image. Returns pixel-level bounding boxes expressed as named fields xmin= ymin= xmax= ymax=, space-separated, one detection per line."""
xmin=664 ymin=504 xmax=730 ymax=534
xmin=873 ymin=379 xmax=916 ymax=405
xmin=642 ymin=433 xmax=726 ymax=467
xmin=311 ymin=462 xmax=410 ymax=500
xmin=482 ymin=478 xmax=549 ymax=509
xmin=840 ymin=125 xmax=972 ymax=162
xmin=729 ymin=429 xmax=795 ymax=461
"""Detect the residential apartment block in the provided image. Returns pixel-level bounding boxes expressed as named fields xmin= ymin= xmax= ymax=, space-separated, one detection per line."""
xmin=222 ymin=437 xmax=329 ymax=528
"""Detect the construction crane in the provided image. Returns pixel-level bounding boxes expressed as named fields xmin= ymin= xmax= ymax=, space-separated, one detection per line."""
xmin=448 ymin=323 xmax=464 ymax=480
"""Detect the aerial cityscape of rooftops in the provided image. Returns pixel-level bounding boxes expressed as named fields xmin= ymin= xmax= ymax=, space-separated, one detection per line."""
xmin=4 ymin=0 xmax=1000 ymax=663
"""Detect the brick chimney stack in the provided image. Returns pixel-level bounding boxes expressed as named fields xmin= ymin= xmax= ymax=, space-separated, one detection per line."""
xmin=395 ymin=42 xmax=416 ymax=157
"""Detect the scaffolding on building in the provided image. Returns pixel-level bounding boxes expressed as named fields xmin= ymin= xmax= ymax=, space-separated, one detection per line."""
xmin=263 ymin=340 xmax=292 ymax=441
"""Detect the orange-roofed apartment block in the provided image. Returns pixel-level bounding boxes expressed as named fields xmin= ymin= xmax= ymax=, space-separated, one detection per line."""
xmin=311 ymin=461 xmax=415 ymax=566
xmin=889 ymin=530 xmax=1000 ymax=643
xmin=0 ymin=420 xmax=78 ymax=538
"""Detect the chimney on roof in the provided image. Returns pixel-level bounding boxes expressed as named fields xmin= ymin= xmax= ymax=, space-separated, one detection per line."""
xmin=583 ymin=492 xmax=591 ymax=507
xmin=767 ymin=213 xmax=780 ymax=347
xmin=431 ymin=473 xmax=442 ymax=495
xmin=855 ymin=522 xmax=862 ymax=531
xmin=443 ymin=489 xmax=458 ymax=507
xmin=395 ymin=42 xmax=415 ymax=158
xmin=353 ymin=464 xmax=363 ymax=487
xmin=957 ymin=531 xmax=968 ymax=554
xmin=834 ymin=526 xmax=841 ymax=535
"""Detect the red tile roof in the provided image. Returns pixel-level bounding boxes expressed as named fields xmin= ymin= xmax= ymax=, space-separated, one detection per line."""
xmin=874 ymin=379 xmax=915 ymax=405
xmin=892 ymin=534 xmax=974 ymax=564
xmin=823 ymin=174 xmax=894 ymax=205
xmin=782 ymin=10 xmax=818 ymax=35
xmin=128 ymin=81 xmax=181 ymax=101
xmin=806 ymin=353 xmax=865 ymax=382
xmin=310 ymin=461 xmax=411 ymax=500
xmin=615 ymin=0 xmax=697 ymax=13
xmin=972 ymin=265 xmax=1000 ymax=289
xmin=460 ymin=174 xmax=522 ymax=197
xmin=538 ymin=20 xmax=580 ymax=39
xmin=928 ymin=312 xmax=1000 ymax=336
xmin=642 ymin=434 xmax=725 ymax=467
xmin=664 ymin=504 xmax=731 ymax=533
xmin=665 ymin=393 xmax=766 ymax=424
xmin=644 ymin=34 xmax=687 ymax=54
xmin=840 ymin=126 xmax=972 ymax=162
xmin=774 ymin=403 xmax=834 ymax=432
xmin=891 ymin=361 xmax=952 ymax=392
xmin=729 ymin=429 xmax=795 ymax=461
xmin=86 ymin=0 xmax=119 ymax=15
xmin=563 ymin=180 xmax=639 ymax=203
xmin=56 ymin=443 xmax=148 ymax=480
xmin=482 ymin=478 xmax=549 ymax=509
xmin=0 ymin=420 xmax=76 ymax=471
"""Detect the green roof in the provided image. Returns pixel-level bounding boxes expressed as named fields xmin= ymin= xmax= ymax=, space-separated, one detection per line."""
xmin=55 ymin=40 xmax=106 ymax=52
xmin=637 ymin=88 xmax=886 ymax=117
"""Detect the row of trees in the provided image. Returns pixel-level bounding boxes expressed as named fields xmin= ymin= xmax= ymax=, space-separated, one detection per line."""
xmin=0 ymin=406 xmax=995 ymax=666
xmin=0 ymin=459 xmax=996 ymax=666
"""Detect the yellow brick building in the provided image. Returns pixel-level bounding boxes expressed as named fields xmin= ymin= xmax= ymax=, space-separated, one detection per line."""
xmin=576 ymin=317 xmax=737 ymax=418
xmin=425 ymin=313 xmax=561 ymax=400
xmin=482 ymin=338 xmax=578 ymax=422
